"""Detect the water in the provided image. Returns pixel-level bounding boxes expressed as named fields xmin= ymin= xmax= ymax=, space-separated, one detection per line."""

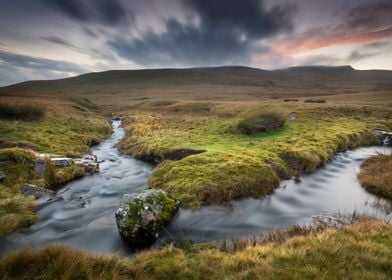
xmin=157 ymin=146 xmax=392 ymax=244
xmin=0 ymin=121 xmax=152 ymax=255
xmin=0 ymin=121 xmax=391 ymax=256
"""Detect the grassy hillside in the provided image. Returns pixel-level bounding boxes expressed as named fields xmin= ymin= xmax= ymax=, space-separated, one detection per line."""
xmin=1 ymin=218 xmax=391 ymax=279
xmin=1 ymin=66 xmax=391 ymax=106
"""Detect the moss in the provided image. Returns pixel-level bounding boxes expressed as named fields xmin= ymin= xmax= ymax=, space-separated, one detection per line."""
xmin=156 ymin=192 xmax=177 ymax=222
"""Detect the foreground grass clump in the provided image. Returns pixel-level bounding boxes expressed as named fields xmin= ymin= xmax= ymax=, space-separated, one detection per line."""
xmin=0 ymin=103 xmax=45 ymax=122
xmin=237 ymin=112 xmax=286 ymax=135
xmin=358 ymin=154 xmax=392 ymax=199
xmin=1 ymin=219 xmax=391 ymax=279
xmin=120 ymin=102 xmax=383 ymax=207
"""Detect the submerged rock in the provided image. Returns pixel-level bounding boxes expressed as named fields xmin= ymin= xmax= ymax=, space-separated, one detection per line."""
xmin=21 ymin=184 xmax=53 ymax=199
xmin=115 ymin=189 xmax=178 ymax=246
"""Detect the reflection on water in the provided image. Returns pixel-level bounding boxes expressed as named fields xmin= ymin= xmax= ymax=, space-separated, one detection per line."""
xmin=0 ymin=120 xmax=390 ymax=256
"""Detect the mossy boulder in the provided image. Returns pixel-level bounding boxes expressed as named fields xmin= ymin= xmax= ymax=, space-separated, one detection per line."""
xmin=115 ymin=189 xmax=178 ymax=246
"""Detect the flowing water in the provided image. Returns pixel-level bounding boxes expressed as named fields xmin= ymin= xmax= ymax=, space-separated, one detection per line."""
xmin=0 ymin=121 xmax=391 ymax=256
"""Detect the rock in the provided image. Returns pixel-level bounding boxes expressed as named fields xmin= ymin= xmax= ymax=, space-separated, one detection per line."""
xmin=35 ymin=158 xmax=47 ymax=176
xmin=112 ymin=116 xmax=121 ymax=121
xmin=115 ymin=189 xmax=178 ymax=246
xmin=372 ymin=130 xmax=392 ymax=146
xmin=0 ymin=171 xmax=5 ymax=180
xmin=21 ymin=184 xmax=53 ymax=199
xmin=74 ymin=154 xmax=99 ymax=173
xmin=51 ymin=157 xmax=73 ymax=167
xmin=289 ymin=112 xmax=297 ymax=120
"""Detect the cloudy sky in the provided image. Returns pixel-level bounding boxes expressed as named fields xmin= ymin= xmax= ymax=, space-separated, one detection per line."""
xmin=0 ymin=0 xmax=391 ymax=86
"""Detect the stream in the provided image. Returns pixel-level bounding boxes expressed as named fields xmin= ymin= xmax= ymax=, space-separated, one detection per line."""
xmin=0 ymin=120 xmax=391 ymax=256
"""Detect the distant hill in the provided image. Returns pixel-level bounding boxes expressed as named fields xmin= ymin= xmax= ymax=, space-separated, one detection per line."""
xmin=1 ymin=65 xmax=391 ymax=102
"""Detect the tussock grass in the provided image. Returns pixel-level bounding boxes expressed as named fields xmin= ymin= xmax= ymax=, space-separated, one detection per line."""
xmin=237 ymin=112 xmax=286 ymax=135
xmin=1 ymin=219 xmax=391 ymax=279
xmin=358 ymin=154 xmax=392 ymax=199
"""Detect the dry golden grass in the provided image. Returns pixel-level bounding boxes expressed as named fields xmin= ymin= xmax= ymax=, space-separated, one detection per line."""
xmin=1 ymin=218 xmax=391 ymax=280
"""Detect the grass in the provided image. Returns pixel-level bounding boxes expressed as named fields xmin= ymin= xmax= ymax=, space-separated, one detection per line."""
xmin=0 ymin=94 xmax=110 ymax=236
xmin=358 ymin=154 xmax=392 ymax=200
xmin=1 ymin=218 xmax=391 ymax=279
xmin=119 ymin=101 xmax=388 ymax=207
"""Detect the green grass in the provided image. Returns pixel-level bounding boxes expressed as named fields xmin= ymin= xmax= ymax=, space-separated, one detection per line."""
xmin=1 ymin=218 xmax=391 ymax=279
xmin=120 ymin=102 xmax=386 ymax=207
xmin=358 ymin=154 xmax=392 ymax=199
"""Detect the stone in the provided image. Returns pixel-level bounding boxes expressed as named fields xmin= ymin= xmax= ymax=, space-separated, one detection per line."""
xmin=115 ymin=189 xmax=178 ymax=246
xmin=35 ymin=158 xmax=47 ymax=176
xmin=289 ymin=112 xmax=297 ymax=120
xmin=0 ymin=171 xmax=5 ymax=180
xmin=51 ymin=158 xmax=73 ymax=167
xmin=21 ymin=184 xmax=53 ymax=199
xmin=372 ymin=130 xmax=392 ymax=146
xmin=74 ymin=154 xmax=99 ymax=172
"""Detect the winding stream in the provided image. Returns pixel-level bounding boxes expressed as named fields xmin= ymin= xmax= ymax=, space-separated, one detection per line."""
xmin=1 ymin=121 xmax=391 ymax=256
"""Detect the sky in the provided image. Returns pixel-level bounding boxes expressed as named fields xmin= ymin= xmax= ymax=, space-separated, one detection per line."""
xmin=0 ymin=0 xmax=391 ymax=86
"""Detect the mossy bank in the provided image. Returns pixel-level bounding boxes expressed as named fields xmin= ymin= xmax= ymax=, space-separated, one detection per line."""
xmin=120 ymin=101 xmax=391 ymax=207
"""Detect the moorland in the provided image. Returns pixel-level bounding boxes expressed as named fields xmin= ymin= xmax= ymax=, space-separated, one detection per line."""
xmin=0 ymin=65 xmax=391 ymax=279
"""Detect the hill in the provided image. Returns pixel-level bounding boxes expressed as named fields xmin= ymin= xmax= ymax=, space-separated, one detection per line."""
xmin=1 ymin=66 xmax=391 ymax=105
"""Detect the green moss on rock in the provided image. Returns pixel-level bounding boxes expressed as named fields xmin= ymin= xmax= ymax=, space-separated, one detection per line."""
xmin=115 ymin=189 xmax=178 ymax=246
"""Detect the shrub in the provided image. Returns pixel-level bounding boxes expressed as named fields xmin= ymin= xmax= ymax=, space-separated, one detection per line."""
xmin=0 ymin=103 xmax=45 ymax=121
xmin=304 ymin=99 xmax=326 ymax=103
xmin=237 ymin=112 xmax=286 ymax=135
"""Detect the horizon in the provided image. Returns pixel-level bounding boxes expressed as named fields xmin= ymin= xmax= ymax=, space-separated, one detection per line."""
xmin=1 ymin=0 xmax=391 ymax=86
xmin=1 ymin=63 xmax=391 ymax=87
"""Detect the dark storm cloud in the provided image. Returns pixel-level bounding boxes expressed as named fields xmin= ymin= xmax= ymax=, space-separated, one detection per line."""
xmin=45 ymin=0 xmax=131 ymax=26
xmin=109 ymin=0 xmax=296 ymax=66
xmin=0 ymin=50 xmax=87 ymax=73
xmin=40 ymin=36 xmax=78 ymax=48
xmin=341 ymin=0 xmax=392 ymax=31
